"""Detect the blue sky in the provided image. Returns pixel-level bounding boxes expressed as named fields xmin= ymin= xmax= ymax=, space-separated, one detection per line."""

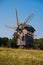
xmin=0 ymin=0 xmax=43 ymax=39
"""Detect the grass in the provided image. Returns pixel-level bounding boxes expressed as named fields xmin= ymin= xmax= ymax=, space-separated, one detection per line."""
xmin=0 ymin=47 xmax=43 ymax=65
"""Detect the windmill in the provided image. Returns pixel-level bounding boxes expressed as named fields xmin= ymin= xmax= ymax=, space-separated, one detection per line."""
xmin=5 ymin=9 xmax=35 ymax=47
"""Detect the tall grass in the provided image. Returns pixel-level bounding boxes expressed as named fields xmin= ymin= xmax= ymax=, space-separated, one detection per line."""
xmin=0 ymin=47 xmax=43 ymax=65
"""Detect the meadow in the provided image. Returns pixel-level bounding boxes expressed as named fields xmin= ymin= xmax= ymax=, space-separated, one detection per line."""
xmin=0 ymin=47 xmax=43 ymax=65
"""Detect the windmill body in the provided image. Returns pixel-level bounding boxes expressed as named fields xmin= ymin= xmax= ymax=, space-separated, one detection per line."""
xmin=13 ymin=24 xmax=35 ymax=47
xmin=5 ymin=9 xmax=35 ymax=48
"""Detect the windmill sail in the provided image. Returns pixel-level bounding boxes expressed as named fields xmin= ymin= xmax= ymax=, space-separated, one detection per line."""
xmin=16 ymin=9 xmax=20 ymax=25
xmin=22 ymin=13 xmax=34 ymax=28
xmin=5 ymin=25 xmax=17 ymax=30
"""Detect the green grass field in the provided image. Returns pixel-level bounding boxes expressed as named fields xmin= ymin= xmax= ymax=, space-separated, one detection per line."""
xmin=0 ymin=47 xmax=43 ymax=65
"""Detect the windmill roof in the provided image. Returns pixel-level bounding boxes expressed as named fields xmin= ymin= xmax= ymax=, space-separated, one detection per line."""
xmin=25 ymin=24 xmax=35 ymax=32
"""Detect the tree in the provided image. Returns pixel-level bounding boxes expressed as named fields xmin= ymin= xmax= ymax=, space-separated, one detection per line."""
xmin=0 ymin=37 xmax=2 ymax=46
xmin=33 ymin=38 xmax=43 ymax=50
xmin=2 ymin=37 xmax=8 ymax=47
xmin=11 ymin=37 xmax=18 ymax=48
xmin=7 ymin=39 xmax=12 ymax=47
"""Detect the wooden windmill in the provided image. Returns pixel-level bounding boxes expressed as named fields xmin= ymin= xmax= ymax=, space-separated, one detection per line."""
xmin=5 ymin=9 xmax=35 ymax=48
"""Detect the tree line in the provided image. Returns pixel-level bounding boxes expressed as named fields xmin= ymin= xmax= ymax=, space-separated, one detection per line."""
xmin=0 ymin=37 xmax=43 ymax=50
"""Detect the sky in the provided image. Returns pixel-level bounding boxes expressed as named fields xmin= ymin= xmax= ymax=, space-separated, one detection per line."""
xmin=0 ymin=0 xmax=43 ymax=39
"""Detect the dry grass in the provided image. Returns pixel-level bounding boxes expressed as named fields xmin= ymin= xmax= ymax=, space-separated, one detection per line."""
xmin=0 ymin=47 xmax=43 ymax=65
